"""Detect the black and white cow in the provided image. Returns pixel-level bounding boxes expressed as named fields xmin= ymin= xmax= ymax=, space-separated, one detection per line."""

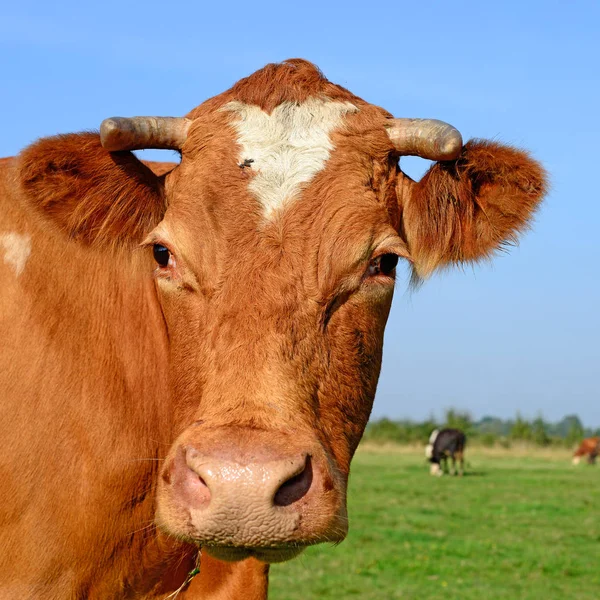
xmin=426 ymin=429 xmax=466 ymax=476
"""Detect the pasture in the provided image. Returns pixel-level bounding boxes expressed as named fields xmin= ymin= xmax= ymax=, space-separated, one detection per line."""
xmin=270 ymin=446 xmax=600 ymax=599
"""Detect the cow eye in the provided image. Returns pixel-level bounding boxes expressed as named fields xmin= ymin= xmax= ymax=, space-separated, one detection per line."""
xmin=153 ymin=244 xmax=171 ymax=268
xmin=368 ymin=254 xmax=398 ymax=278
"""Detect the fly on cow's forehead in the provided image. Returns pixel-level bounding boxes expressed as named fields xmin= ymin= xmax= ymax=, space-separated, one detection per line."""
xmin=222 ymin=98 xmax=359 ymax=220
xmin=239 ymin=158 xmax=254 ymax=169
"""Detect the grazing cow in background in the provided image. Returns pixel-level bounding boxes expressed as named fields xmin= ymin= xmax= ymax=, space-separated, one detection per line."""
xmin=0 ymin=59 xmax=545 ymax=598
xmin=426 ymin=429 xmax=467 ymax=476
xmin=572 ymin=437 xmax=600 ymax=465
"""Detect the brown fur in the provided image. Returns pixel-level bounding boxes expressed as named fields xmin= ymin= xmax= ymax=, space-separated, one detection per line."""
xmin=573 ymin=437 xmax=600 ymax=464
xmin=18 ymin=133 xmax=167 ymax=247
xmin=184 ymin=555 xmax=269 ymax=600
xmin=188 ymin=58 xmax=365 ymax=116
xmin=0 ymin=59 xmax=546 ymax=598
xmin=400 ymin=140 xmax=547 ymax=278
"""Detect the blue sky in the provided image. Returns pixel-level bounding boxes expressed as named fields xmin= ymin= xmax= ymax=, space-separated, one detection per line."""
xmin=1 ymin=1 xmax=598 ymax=426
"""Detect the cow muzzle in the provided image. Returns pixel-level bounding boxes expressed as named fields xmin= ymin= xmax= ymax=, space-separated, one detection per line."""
xmin=430 ymin=462 xmax=443 ymax=476
xmin=156 ymin=427 xmax=347 ymax=563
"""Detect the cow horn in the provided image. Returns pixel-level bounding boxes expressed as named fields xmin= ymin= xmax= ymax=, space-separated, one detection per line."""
xmin=100 ymin=117 xmax=192 ymax=152
xmin=386 ymin=118 xmax=463 ymax=161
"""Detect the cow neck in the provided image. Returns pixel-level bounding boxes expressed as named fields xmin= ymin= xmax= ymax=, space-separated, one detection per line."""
xmin=14 ymin=229 xmax=189 ymax=593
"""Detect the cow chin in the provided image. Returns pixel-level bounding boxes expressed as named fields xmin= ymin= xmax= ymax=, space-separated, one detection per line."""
xmin=155 ymin=426 xmax=349 ymax=562
xmin=203 ymin=545 xmax=306 ymax=564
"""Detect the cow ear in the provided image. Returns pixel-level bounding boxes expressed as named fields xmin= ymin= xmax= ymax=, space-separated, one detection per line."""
xmin=18 ymin=132 xmax=170 ymax=247
xmin=398 ymin=140 xmax=547 ymax=279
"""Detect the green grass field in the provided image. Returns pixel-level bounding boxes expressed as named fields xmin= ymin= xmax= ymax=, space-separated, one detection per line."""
xmin=269 ymin=446 xmax=600 ymax=599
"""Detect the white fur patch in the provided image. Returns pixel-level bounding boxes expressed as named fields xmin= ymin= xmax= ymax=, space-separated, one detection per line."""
xmin=222 ymin=98 xmax=358 ymax=219
xmin=0 ymin=232 xmax=31 ymax=277
xmin=430 ymin=463 xmax=442 ymax=476
xmin=425 ymin=429 xmax=439 ymax=458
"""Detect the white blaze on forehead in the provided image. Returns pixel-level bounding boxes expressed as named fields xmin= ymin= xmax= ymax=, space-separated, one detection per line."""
xmin=222 ymin=98 xmax=359 ymax=219
xmin=0 ymin=232 xmax=31 ymax=277
xmin=425 ymin=428 xmax=439 ymax=458
xmin=428 ymin=429 xmax=440 ymax=444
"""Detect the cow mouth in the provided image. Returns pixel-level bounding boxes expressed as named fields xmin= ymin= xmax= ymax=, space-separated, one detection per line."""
xmin=203 ymin=545 xmax=306 ymax=563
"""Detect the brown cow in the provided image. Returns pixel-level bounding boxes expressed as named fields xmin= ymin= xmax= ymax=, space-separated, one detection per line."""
xmin=572 ymin=437 xmax=600 ymax=465
xmin=0 ymin=59 xmax=546 ymax=598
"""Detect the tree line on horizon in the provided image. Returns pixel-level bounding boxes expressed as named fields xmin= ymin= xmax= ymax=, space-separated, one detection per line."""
xmin=364 ymin=410 xmax=599 ymax=448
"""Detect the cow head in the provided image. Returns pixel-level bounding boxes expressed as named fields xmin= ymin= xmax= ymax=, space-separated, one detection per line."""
xmin=19 ymin=60 xmax=546 ymax=563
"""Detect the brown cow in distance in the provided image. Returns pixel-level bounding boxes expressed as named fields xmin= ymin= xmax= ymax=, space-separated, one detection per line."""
xmin=572 ymin=437 xmax=600 ymax=465
xmin=0 ymin=59 xmax=546 ymax=598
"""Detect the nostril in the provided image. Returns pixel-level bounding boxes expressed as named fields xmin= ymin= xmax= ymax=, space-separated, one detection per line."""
xmin=182 ymin=467 xmax=211 ymax=509
xmin=162 ymin=457 xmax=174 ymax=485
xmin=174 ymin=447 xmax=212 ymax=508
xmin=273 ymin=455 xmax=313 ymax=507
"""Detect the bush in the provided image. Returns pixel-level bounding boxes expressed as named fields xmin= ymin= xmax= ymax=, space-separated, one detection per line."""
xmin=443 ymin=409 xmax=474 ymax=436
xmin=510 ymin=413 xmax=533 ymax=442
xmin=480 ymin=432 xmax=497 ymax=448
xmin=364 ymin=410 xmax=592 ymax=449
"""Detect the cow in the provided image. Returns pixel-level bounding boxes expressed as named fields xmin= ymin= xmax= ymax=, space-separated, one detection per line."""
xmin=426 ymin=429 xmax=467 ymax=476
xmin=572 ymin=437 xmax=600 ymax=465
xmin=0 ymin=59 xmax=546 ymax=598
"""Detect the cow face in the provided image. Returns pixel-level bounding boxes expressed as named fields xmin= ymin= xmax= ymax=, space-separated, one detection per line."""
xmin=18 ymin=59 xmax=545 ymax=564
xmin=149 ymin=81 xmax=405 ymax=562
